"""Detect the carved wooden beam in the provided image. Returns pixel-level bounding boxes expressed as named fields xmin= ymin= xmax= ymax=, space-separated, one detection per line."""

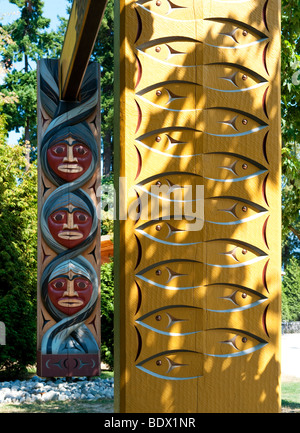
xmin=37 ymin=59 xmax=102 ymax=377
xmin=37 ymin=0 xmax=107 ymax=377
xmin=60 ymin=0 xmax=107 ymax=101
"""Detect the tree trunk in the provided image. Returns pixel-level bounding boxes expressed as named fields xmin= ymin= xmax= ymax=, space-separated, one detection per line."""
xmin=24 ymin=117 xmax=30 ymax=171
xmin=103 ymin=131 xmax=113 ymax=176
xmin=289 ymin=225 xmax=300 ymax=241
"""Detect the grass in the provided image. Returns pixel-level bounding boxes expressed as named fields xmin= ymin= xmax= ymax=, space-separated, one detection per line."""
xmin=0 ymin=399 xmax=114 ymax=413
xmin=281 ymin=380 xmax=300 ymax=413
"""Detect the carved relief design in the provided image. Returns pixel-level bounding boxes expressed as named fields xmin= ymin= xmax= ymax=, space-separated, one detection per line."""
xmin=131 ymin=0 xmax=273 ymax=373
xmin=118 ymin=0 xmax=280 ymax=412
xmin=37 ymin=59 xmax=101 ymax=377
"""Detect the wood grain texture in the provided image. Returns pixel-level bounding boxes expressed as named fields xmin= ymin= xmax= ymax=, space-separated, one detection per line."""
xmin=60 ymin=0 xmax=107 ymax=100
xmin=115 ymin=0 xmax=281 ymax=412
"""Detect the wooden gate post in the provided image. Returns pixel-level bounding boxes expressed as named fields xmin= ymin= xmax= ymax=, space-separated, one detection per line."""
xmin=36 ymin=0 xmax=107 ymax=377
xmin=114 ymin=0 xmax=281 ymax=412
xmin=36 ymin=59 xmax=101 ymax=377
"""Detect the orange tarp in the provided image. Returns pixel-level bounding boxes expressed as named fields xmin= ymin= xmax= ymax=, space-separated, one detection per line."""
xmin=101 ymin=235 xmax=113 ymax=264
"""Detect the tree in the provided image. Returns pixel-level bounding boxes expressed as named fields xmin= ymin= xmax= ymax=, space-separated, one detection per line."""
xmin=0 ymin=0 xmax=60 ymax=160
xmin=0 ymin=125 xmax=38 ymax=378
xmin=282 ymin=216 xmax=300 ymax=268
xmin=282 ymin=256 xmax=300 ymax=321
xmin=281 ymin=0 xmax=300 ymax=244
xmin=100 ymin=260 xmax=114 ymax=368
xmin=91 ymin=0 xmax=114 ymax=176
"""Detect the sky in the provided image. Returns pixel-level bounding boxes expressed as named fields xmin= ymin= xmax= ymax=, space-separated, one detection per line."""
xmin=0 ymin=0 xmax=69 ymax=30
xmin=0 ymin=0 xmax=69 ymax=144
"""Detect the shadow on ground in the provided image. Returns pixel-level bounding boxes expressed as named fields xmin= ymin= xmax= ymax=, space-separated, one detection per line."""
xmin=0 ymin=399 xmax=114 ymax=413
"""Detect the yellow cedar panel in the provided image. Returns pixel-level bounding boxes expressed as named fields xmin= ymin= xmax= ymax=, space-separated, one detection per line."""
xmin=115 ymin=0 xmax=281 ymax=413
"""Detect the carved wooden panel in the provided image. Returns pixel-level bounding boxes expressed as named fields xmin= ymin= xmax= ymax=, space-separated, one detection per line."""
xmin=37 ymin=59 xmax=101 ymax=377
xmin=115 ymin=0 xmax=281 ymax=412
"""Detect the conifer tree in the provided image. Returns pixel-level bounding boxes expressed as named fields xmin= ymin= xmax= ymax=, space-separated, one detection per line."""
xmin=0 ymin=0 xmax=59 ymax=160
xmin=282 ymin=257 xmax=300 ymax=321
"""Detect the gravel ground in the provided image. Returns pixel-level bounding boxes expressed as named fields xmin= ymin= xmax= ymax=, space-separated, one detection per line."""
xmin=0 ymin=375 xmax=114 ymax=405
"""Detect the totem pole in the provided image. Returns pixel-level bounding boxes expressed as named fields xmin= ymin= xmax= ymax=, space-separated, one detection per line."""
xmin=114 ymin=0 xmax=281 ymax=412
xmin=37 ymin=0 xmax=107 ymax=377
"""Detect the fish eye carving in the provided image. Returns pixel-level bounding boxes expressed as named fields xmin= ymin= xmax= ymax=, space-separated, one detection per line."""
xmin=205 ymin=107 xmax=268 ymax=137
xmin=205 ymin=63 xmax=268 ymax=92
xmin=136 ymin=127 xmax=202 ymax=158
xmin=136 ymin=80 xmax=200 ymax=111
xmin=136 ymin=36 xmax=202 ymax=66
xmin=136 ymin=259 xmax=204 ymax=290
xmin=136 ymin=305 xmax=203 ymax=336
xmin=204 ymin=18 xmax=268 ymax=48
xmin=204 ymin=328 xmax=268 ymax=357
xmin=205 ymin=196 xmax=268 ymax=224
xmin=136 ymin=0 xmax=187 ymax=17
xmin=135 ymin=171 xmax=202 ymax=202
xmin=213 ymin=239 xmax=267 ymax=267
xmin=136 ymin=217 xmax=203 ymax=245
xmin=203 ymin=152 xmax=268 ymax=182
xmin=205 ymin=283 xmax=267 ymax=312
xmin=136 ymin=350 xmax=203 ymax=380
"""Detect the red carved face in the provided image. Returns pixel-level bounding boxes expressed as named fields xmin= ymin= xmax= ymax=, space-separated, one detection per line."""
xmin=48 ymin=204 xmax=93 ymax=248
xmin=48 ymin=272 xmax=93 ymax=315
xmin=47 ymin=137 xmax=92 ymax=182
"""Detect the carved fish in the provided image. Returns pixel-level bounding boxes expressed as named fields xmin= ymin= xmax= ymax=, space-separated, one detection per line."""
xmin=136 ymin=305 xmax=203 ymax=336
xmin=204 ymin=18 xmax=268 ymax=49
xmin=205 ymin=283 xmax=267 ymax=312
xmin=135 ymin=171 xmax=203 ymax=203
xmin=136 ymin=329 xmax=267 ymax=378
xmin=135 ymin=288 xmax=267 ymax=334
xmin=136 ymin=259 xmax=205 ymax=290
xmin=204 ymin=108 xmax=268 ymax=137
xmin=136 ymin=127 xmax=203 ymax=158
xmin=137 ymin=0 xmax=254 ymax=19
xmin=136 ymin=350 xmax=203 ymax=380
xmin=136 ymin=66 xmax=268 ymax=111
xmin=136 ymin=80 xmax=201 ymax=111
xmin=135 ymin=93 xmax=268 ymax=133
xmin=136 ymin=247 xmax=267 ymax=289
xmin=205 ymin=196 xmax=268 ymax=224
xmin=135 ymin=217 xmax=204 ymax=245
xmin=137 ymin=37 xmax=202 ymax=67
xmin=204 ymin=63 xmax=268 ymax=92
xmin=136 ymin=19 xmax=268 ymax=67
xmin=135 ymin=159 xmax=267 ymax=205
xmin=203 ymin=153 xmax=268 ymax=182
xmin=136 ymin=0 xmax=192 ymax=19
xmin=203 ymin=328 xmax=268 ymax=357
xmin=135 ymin=198 xmax=267 ymax=242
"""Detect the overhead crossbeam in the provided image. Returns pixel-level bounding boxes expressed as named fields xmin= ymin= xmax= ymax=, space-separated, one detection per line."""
xmin=59 ymin=0 xmax=107 ymax=101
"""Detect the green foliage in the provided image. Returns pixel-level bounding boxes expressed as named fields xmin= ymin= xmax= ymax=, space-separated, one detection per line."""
xmin=282 ymin=256 xmax=300 ymax=321
xmin=1 ymin=69 xmax=37 ymax=153
xmin=92 ymin=0 xmax=114 ymax=175
xmin=101 ymin=173 xmax=114 ymax=236
xmin=0 ymin=0 xmax=63 ymax=155
xmin=281 ymin=0 xmax=300 ymax=243
xmin=282 ymin=219 xmax=300 ymax=267
xmin=2 ymin=0 xmax=54 ymax=62
xmin=100 ymin=260 xmax=114 ymax=368
xmin=0 ymin=136 xmax=38 ymax=378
